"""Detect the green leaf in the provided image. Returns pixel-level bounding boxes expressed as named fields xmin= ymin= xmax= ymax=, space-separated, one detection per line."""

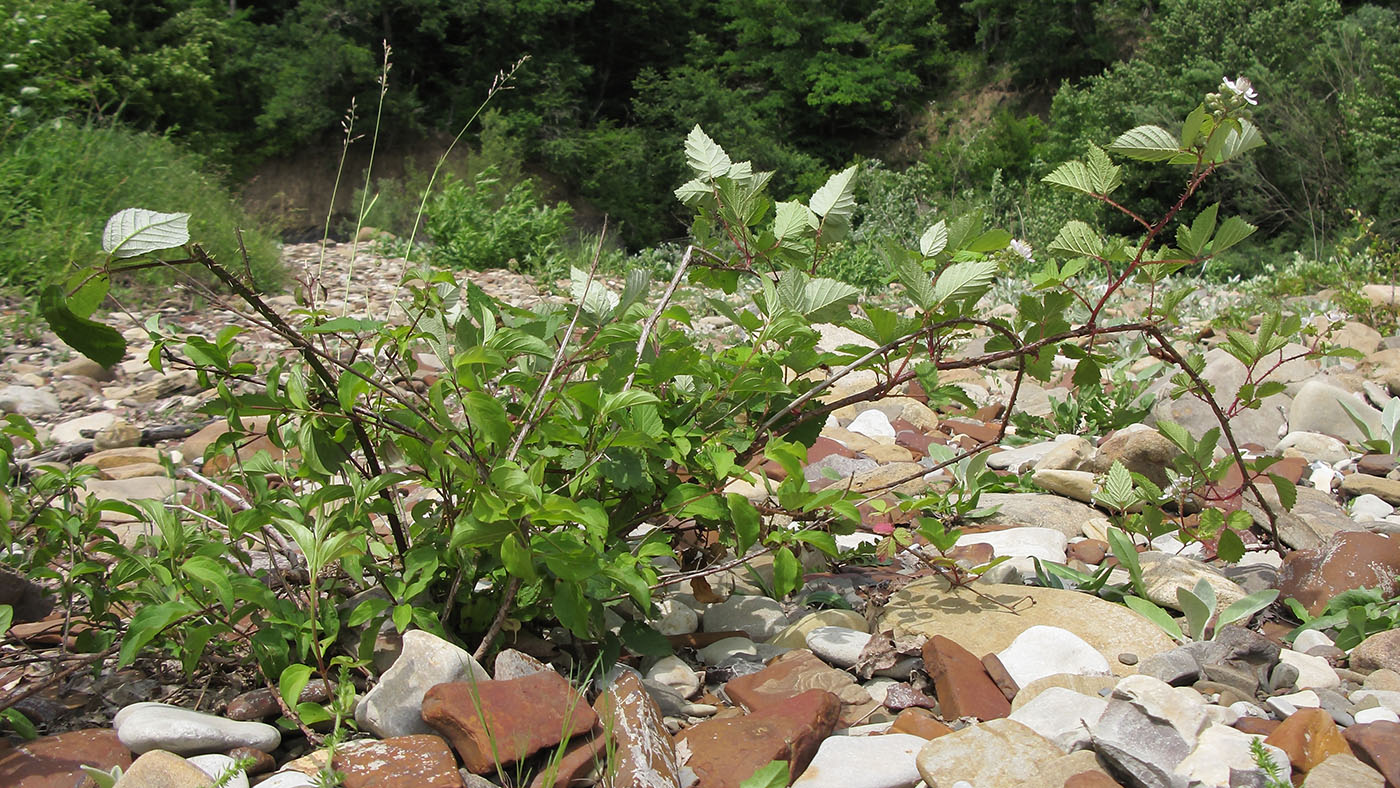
xmin=1125 ymin=595 xmax=1184 ymax=641
xmin=1041 ymin=161 xmax=1096 ymax=196
xmin=896 ymin=259 xmax=936 ymax=310
xmin=931 ymin=260 xmax=997 ymax=310
xmin=1178 ymin=579 xmax=1216 ymax=641
xmin=1220 ymin=119 xmax=1265 ymax=161
xmin=463 ymin=391 xmax=511 ymax=446
xmin=1085 ymin=145 xmax=1122 ymax=194
xmin=809 ymin=166 xmax=858 ymax=221
xmin=1210 ymin=217 xmax=1257 ymax=255
xmin=279 ymin=664 xmax=314 ymax=715
xmin=620 ymin=621 xmax=672 ymax=658
xmin=602 ymin=390 xmax=662 ymax=415
xmin=553 ymin=580 xmax=590 ymax=637
xmin=685 ymin=125 xmax=732 ymax=180
xmin=739 ymin=760 xmax=789 ymax=788
xmin=64 ymin=269 xmax=109 ymax=318
xmin=1217 ymin=589 xmax=1278 ymax=632
xmin=675 ymin=179 xmax=711 ymax=206
xmin=1 ymin=708 xmax=36 ymax=740
xmin=728 ymin=494 xmax=761 ymax=554
xmin=0 ymin=604 xmax=11 ymax=636
xmin=102 ymin=208 xmax=190 ymax=258
xmin=919 ymin=221 xmax=948 ymax=257
xmin=181 ymin=555 xmax=234 ymax=612
xmin=773 ymin=201 xmax=818 ymax=241
xmin=772 ymin=547 xmax=802 ymax=600
xmin=1049 ymin=221 xmax=1103 ymax=258
xmin=1108 ymin=125 xmax=1182 ymax=162
xmin=967 ymin=229 xmax=1012 ymax=253
xmin=1180 ymin=104 xmax=1209 ymax=149
xmin=501 ymin=532 xmax=537 ymax=581
xmin=802 ymin=278 xmax=861 ymax=323
xmin=1216 ymin=529 xmax=1246 ymax=564
xmin=1177 ymin=203 xmax=1218 ymax=258
xmin=120 ymin=600 xmax=193 ymax=666
xmin=1096 ymin=461 xmax=1137 ymax=511
xmin=1268 ymin=475 xmax=1297 ymax=511
xmin=39 ymin=286 xmax=126 ymax=368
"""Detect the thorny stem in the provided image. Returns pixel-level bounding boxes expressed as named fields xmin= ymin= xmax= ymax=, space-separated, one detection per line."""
xmin=1144 ymin=325 xmax=1285 ymax=555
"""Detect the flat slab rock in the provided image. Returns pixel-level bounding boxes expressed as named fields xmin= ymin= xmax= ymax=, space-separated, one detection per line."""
xmin=878 ymin=576 xmax=1176 ymax=675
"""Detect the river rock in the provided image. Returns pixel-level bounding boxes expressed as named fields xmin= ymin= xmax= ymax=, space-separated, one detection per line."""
xmin=355 ymin=629 xmax=490 ymax=738
xmin=1290 ymin=380 xmax=1381 ymax=443
xmin=976 ymin=493 xmax=1105 ymax=538
xmin=791 ymin=733 xmax=926 ymax=788
xmin=995 ymin=626 xmax=1111 ymax=688
xmin=915 ymin=718 xmax=1063 ymax=788
xmin=113 ymin=703 xmax=279 ymax=755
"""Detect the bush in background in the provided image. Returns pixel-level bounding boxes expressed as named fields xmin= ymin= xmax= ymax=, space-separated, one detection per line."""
xmin=0 ymin=121 xmax=282 ymax=295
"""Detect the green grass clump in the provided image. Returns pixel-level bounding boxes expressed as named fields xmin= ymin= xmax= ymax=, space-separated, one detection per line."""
xmin=0 ymin=120 xmax=283 ymax=297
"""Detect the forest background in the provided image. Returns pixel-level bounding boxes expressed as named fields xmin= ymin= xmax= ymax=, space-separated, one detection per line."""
xmin=0 ymin=0 xmax=1397 ymax=296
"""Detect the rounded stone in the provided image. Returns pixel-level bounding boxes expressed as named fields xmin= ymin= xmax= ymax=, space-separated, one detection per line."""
xmin=114 ymin=703 xmax=280 ymax=755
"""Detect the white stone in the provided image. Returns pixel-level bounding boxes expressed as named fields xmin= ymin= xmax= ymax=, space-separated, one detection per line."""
xmin=114 ymin=703 xmax=280 ymax=755
xmin=1352 ymin=494 xmax=1395 ymax=521
xmin=50 ymin=411 xmax=118 ymax=444
xmin=1293 ymin=629 xmax=1335 ymax=652
xmin=354 ymin=629 xmax=489 ymax=738
xmin=649 ymin=598 xmax=700 ymax=636
xmin=696 ymin=636 xmax=758 ymax=665
xmin=1279 ymin=648 xmax=1340 ymax=690
xmin=1111 ymin=674 xmax=1210 ymax=742
xmin=1175 ymin=723 xmax=1289 ymax=788
xmin=646 ymin=655 xmax=701 ymax=699
xmin=1266 ymin=690 xmax=1321 ymax=717
xmin=862 ymin=678 xmax=900 ymax=706
xmin=701 ymin=594 xmax=789 ymax=640
xmin=1275 ymin=432 xmax=1350 ymax=464
xmin=791 ymin=733 xmax=926 ymax=788
xmin=985 ymin=438 xmax=1072 ymax=473
xmin=1355 ymin=707 xmax=1400 ymax=724
xmin=188 ymin=753 xmax=250 ymax=788
xmin=0 ymin=385 xmax=60 ymax=416
xmin=955 ymin=527 xmax=1068 ymax=562
xmin=847 ymin=409 xmax=896 ymax=440
xmin=805 ymin=626 xmax=871 ymax=669
xmin=997 ymin=626 xmax=1111 ymax=688
xmin=1350 ymin=689 xmax=1400 ymax=715
xmin=1007 ymin=686 xmax=1107 ymax=752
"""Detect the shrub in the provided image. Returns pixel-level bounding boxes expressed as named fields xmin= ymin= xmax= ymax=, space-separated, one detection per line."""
xmin=425 ymin=168 xmax=573 ymax=274
xmin=0 ymin=121 xmax=282 ymax=294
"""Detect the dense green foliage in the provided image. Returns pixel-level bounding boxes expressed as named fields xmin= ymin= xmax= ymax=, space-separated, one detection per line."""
xmin=0 ymin=121 xmax=280 ymax=291
xmin=1 ymin=0 xmax=1396 ymax=287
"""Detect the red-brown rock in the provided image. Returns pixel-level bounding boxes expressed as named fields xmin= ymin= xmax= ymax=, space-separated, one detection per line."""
xmin=1265 ymin=707 xmax=1350 ymax=772
xmin=1232 ymin=717 xmax=1281 ymax=737
xmin=596 ymin=671 xmax=681 ymax=788
xmin=1067 ymin=539 xmax=1109 ymax=565
xmin=1343 ymin=720 xmax=1400 ymax=788
xmin=1278 ymin=532 xmax=1400 ymax=617
xmin=888 ymin=708 xmax=953 ymax=740
xmin=422 ymin=670 xmax=599 ymax=774
xmin=226 ymin=747 xmax=275 ymax=775
xmin=1064 ymin=771 xmax=1125 ymax=788
xmin=334 ymin=734 xmax=464 ymax=788
xmin=980 ymin=653 xmax=1020 ymax=702
xmin=1358 ymin=454 xmax=1399 ymax=477
xmin=723 ymin=649 xmax=877 ymax=727
xmin=922 ymin=635 xmax=1010 ymax=721
xmin=674 ymin=689 xmax=840 ymax=788
xmin=226 ymin=680 xmax=332 ymax=720
xmin=0 ymin=729 xmax=131 ymax=788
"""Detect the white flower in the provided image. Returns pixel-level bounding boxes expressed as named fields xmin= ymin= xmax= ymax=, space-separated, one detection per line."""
xmin=19 ymin=85 xmax=38 ymax=95
xmin=1009 ymin=238 xmax=1034 ymax=263
xmin=1221 ymin=76 xmax=1258 ymax=105
xmin=1 ymin=63 xmax=17 ymax=71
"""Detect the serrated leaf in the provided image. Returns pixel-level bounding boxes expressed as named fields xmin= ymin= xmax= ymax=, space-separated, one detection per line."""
xmin=1178 ymin=203 xmax=1219 ymax=258
xmin=102 ymin=208 xmax=190 ymax=258
xmin=1180 ymin=104 xmax=1208 ymax=149
xmin=1210 ymin=216 xmax=1256 ymax=254
xmin=685 ymin=125 xmax=731 ymax=180
xmin=809 ymin=165 xmax=858 ymax=221
xmin=1085 ymin=145 xmax=1122 ymax=194
xmin=802 ymin=278 xmax=861 ymax=323
xmin=1268 ymin=474 xmax=1297 ymax=511
xmin=931 ymin=260 xmax=996 ymax=310
xmin=1108 ymin=125 xmax=1182 ymax=162
xmin=571 ymin=267 xmax=621 ymax=320
xmin=773 ymin=201 xmax=818 ymax=241
xmin=674 ymin=179 xmax=711 ymax=206
xmin=1220 ymin=119 xmax=1265 ymax=161
xmin=1097 ymin=461 xmax=1137 ymax=511
xmin=39 ymin=285 xmax=126 ymax=368
xmin=1216 ymin=529 xmax=1246 ymax=564
xmin=1042 ymin=161 xmax=1096 ymax=195
xmin=896 ymin=259 xmax=936 ymax=310
xmin=919 ymin=220 xmax=948 ymax=257
xmin=1049 ymin=221 xmax=1103 ymax=258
